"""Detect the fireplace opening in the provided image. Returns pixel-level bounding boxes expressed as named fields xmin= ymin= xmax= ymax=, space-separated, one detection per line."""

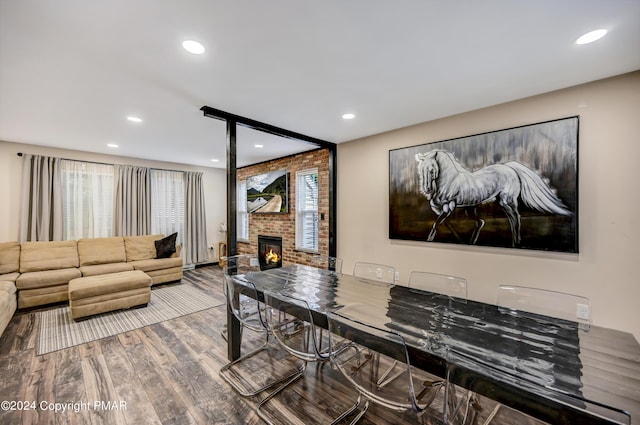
xmin=258 ymin=235 xmax=283 ymax=271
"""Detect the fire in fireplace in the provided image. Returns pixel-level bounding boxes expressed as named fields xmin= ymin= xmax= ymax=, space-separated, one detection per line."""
xmin=258 ymin=235 xmax=283 ymax=270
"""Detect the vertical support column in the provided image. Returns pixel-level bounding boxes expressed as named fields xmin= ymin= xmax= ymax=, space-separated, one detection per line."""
xmin=226 ymin=118 xmax=241 ymax=361
xmin=328 ymin=145 xmax=337 ymax=258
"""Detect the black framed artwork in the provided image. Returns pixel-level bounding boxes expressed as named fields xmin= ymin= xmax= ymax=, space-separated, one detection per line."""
xmin=389 ymin=116 xmax=579 ymax=253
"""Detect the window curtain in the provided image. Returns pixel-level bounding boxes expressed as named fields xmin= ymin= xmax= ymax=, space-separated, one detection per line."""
xmin=183 ymin=171 xmax=208 ymax=264
xmin=151 ymin=169 xmax=184 ymax=245
xmin=61 ymin=160 xmax=114 ymax=240
xmin=19 ymin=154 xmax=63 ymax=242
xmin=113 ymin=165 xmax=151 ymax=236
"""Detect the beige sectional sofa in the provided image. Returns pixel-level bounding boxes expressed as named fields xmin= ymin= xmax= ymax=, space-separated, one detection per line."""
xmin=0 ymin=234 xmax=182 ymax=335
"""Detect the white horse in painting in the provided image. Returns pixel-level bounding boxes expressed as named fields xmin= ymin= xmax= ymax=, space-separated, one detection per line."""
xmin=415 ymin=149 xmax=572 ymax=246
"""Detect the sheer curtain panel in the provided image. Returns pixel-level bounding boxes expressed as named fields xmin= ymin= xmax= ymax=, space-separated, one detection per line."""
xmin=113 ymin=165 xmax=151 ymax=236
xmin=151 ymin=169 xmax=184 ymax=245
xmin=184 ymin=171 xmax=208 ymax=265
xmin=19 ymin=154 xmax=63 ymax=242
xmin=60 ymin=160 xmax=114 ymax=240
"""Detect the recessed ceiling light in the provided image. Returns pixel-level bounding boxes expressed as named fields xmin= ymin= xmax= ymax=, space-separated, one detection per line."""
xmin=107 ymin=143 xmax=119 ymax=148
xmin=342 ymin=113 xmax=355 ymax=120
xmin=575 ymin=29 xmax=607 ymax=45
xmin=211 ymin=158 xmax=219 ymax=162
xmin=182 ymin=40 xmax=205 ymax=54
xmin=254 ymin=144 xmax=264 ymax=148
xmin=127 ymin=116 xmax=142 ymax=123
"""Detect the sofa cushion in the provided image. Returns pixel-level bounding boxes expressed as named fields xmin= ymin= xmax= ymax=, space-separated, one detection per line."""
xmin=124 ymin=234 xmax=164 ymax=261
xmin=18 ymin=285 xmax=69 ymax=309
xmin=0 ymin=242 xmax=20 ymax=275
xmin=0 ymin=272 xmax=19 ymax=283
xmin=129 ymin=257 xmax=183 ymax=272
xmin=155 ymin=232 xmax=177 ymax=258
xmin=79 ymin=262 xmax=134 ymax=277
xmin=16 ymin=268 xmax=82 ymax=290
xmin=78 ymin=237 xmax=126 ymax=266
xmin=0 ymin=281 xmax=17 ymax=296
xmin=20 ymin=240 xmax=79 ymax=272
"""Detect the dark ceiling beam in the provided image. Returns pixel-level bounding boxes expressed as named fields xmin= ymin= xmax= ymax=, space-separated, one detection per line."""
xmin=200 ymin=105 xmax=335 ymax=149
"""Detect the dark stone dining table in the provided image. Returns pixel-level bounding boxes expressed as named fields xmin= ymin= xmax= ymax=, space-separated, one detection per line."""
xmin=228 ymin=264 xmax=640 ymax=424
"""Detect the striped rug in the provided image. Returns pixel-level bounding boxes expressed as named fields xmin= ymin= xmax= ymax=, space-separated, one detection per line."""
xmin=37 ymin=284 xmax=223 ymax=355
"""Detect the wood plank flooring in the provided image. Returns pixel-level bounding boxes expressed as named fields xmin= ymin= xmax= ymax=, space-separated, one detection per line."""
xmin=0 ymin=266 xmax=436 ymax=425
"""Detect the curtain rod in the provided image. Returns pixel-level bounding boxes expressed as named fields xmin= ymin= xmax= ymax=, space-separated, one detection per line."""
xmin=16 ymin=152 xmax=202 ymax=175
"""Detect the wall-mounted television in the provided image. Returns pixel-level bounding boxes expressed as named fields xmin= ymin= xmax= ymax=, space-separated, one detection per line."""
xmin=246 ymin=169 xmax=288 ymax=214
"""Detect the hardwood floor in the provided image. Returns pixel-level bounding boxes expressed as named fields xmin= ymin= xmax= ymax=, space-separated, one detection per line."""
xmin=0 ymin=266 xmax=436 ymax=425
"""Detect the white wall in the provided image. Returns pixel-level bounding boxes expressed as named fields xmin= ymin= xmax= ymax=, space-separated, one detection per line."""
xmin=0 ymin=141 xmax=227 ymax=262
xmin=337 ymin=71 xmax=640 ymax=340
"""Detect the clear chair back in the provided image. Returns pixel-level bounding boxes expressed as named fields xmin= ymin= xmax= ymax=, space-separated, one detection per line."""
xmin=264 ymin=291 xmax=327 ymax=362
xmin=497 ymin=285 xmax=591 ymax=329
xmin=353 ymin=262 xmax=395 ymax=285
xmin=223 ymin=253 xmax=260 ymax=276
xmin=223 ymin=274 xmax=265 ymax=333
xmin=409 ymin=271 xmax=467 ymax=301
xmin=309 ymin=255 xmax=343 ymax=273
xmin=328 ymin=309 xmax=444 ymax=417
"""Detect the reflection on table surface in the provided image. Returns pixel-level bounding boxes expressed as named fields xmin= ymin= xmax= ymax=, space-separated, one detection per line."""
xmin=233 ymin=264 xmax=640 ymax=424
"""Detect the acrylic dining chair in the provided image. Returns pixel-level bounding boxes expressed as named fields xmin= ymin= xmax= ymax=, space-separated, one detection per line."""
xmin=256 ymin=291 xmax=361 ymax=425
xmin=353 ymin=262 xmax=395 ymax=285
xmin=328 ymin=309 xmax=446 ymax=424
xmin=496 ymin=285 xmax=591 ymax=330
xmin=219 ymin=254 xmax=304 ymax=397
xmin=408 ymin=271 xmax=468 ymax=302
xmin=309 ymin=255 xmax=343 ymax=274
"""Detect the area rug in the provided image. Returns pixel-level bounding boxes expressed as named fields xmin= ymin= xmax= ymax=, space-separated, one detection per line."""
xmin=37 ymin=284 xmax=223 ymax=355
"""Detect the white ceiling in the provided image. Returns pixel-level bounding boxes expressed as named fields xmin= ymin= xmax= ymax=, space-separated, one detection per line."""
xmin=1 ymin=1 xmax=639 ymax=169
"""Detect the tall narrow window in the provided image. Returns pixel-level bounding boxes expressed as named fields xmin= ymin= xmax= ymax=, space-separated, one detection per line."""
xmin=237 ymin=180 xmax=249 ymax=241
xmin=296 ymin=168 xmax=318 ymax=252
xmin=60 ymin=160 xmax=114 ymax=240
xmin=151 ymin=169 xmax=184 ymax=245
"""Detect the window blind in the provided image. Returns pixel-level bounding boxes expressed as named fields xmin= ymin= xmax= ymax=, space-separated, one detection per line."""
xmin=296 ymin=168 xmax=318 ymax=251
xmin=237 ymin=180 xmax=249 ymax=241
xmin=151 ymin=169 xmax=184 ymax=245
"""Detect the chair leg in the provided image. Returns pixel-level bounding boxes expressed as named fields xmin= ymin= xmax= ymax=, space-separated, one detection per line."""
xmin=255 ymin=363 xmax=307 ymax=425
xmin=256 ymin=360 xmax=367 ymax=425
xmin=219 ymin=335 xmax=304 ymax=397
xmin=346 ymin=399 xmax=369 ymax=425
xmin=330 ymin=394 xmax=366 ymax=425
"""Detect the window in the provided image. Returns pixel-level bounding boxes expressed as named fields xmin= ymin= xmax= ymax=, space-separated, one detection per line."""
xmin=237 ymin=180 xmax=249 ymax=241
xmin=296 ymin=168 xmax=318 ymax=251
xmin=151 ymin=170 xmax=184 ymax=245
xmin=61 ymin=160 xmax=114 ymax=240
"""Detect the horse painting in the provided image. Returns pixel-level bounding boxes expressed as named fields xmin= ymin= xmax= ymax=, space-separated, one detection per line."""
xmin=415 ymin=149 xmax=572 ymax=247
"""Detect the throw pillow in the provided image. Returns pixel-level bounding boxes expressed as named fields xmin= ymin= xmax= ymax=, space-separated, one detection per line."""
xmin=155 ymin=233 xmax=178 ymax=258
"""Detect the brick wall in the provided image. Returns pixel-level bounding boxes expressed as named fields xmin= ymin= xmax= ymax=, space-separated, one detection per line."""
xmin=237 ymin=148 xmax=330 ymax=266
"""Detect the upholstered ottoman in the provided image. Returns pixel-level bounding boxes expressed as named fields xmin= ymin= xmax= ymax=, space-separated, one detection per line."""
xmin=68 ymin=270 xmax=152 ymax=320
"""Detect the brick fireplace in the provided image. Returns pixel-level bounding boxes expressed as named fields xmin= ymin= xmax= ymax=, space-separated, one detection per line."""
xmin=237 ymin=148 xmax=330 ymax=267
